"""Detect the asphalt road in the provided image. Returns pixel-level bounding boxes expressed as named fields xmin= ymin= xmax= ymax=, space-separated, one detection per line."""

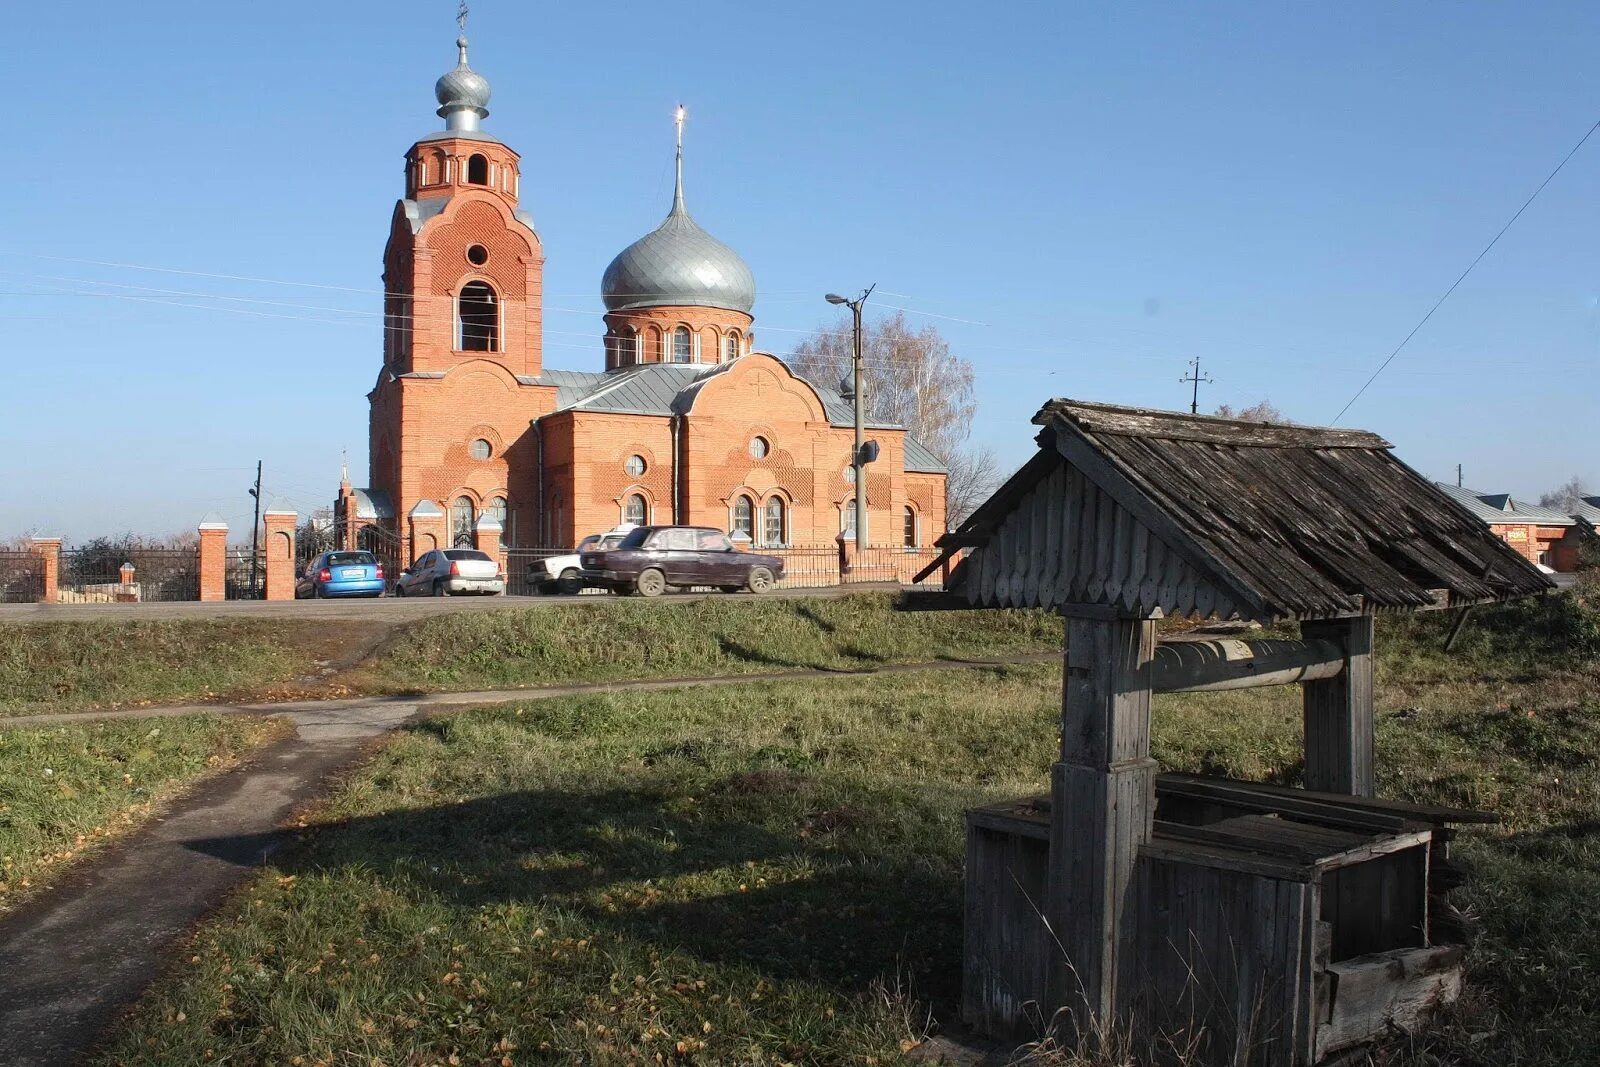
xmin=0 ymin=582 xmax=913 ymax=623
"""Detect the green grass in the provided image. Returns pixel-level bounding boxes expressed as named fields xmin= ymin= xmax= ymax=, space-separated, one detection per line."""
xmin=366 ymin=593 xmax=1063 ymax=691
xmin=0 ymin=714 xmax=287 ymax=910
xmin=0 ymin=621 xmax=315 ymax=716
xmin=93 ymin=595 xmax=1600 ymax=1065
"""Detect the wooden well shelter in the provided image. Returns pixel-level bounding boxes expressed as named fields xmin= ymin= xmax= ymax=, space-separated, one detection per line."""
xmin=916 ymin=399 xmax=1551 ymax=1064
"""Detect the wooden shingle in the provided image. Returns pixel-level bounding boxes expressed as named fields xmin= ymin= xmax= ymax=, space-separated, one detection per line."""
xmin=927 ymin=399 xmax=1551 ymax=621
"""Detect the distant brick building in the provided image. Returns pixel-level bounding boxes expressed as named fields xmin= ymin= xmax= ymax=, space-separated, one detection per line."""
xmin=1435 ymin=483 xmax=1587 ymax=572
xmin=339 ymin=30 xmax=946 ymax=559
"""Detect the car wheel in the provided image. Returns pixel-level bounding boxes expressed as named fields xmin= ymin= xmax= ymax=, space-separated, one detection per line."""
xmin=556 ymin=568 xmax=583 ymax=596
xmin=432 ymin=579 xmax=446 ymax=597
xmin=718 ymin=586 xmax=742 ymax=594
xmin=394 ymin=584 xmax=405 ymax=597
xmin=635 ymin=568 xmax=666 ymax=597
xmin=747 ymin=566 xmax=775 ymax=594
xmin=312 ymin=584 xmax=324 ymax=599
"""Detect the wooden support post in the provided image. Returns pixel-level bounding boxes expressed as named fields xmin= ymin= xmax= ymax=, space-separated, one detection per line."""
xmin=1048 ymin=605 xmax=1158 ymax=1036
xmin=1302 ymin=614 xmax=1376 ymax=797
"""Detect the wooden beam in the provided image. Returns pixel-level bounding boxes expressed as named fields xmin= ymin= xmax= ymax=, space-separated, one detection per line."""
xmin=1150 ymin=637 xmax=1344 ymax=693
xmin=1302 ymin=615 xmax=1376 ymax=797
xmin=1047 ymin=606 xmax=1158 ymax=1035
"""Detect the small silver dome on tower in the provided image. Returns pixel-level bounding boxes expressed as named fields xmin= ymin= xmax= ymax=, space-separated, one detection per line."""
xmin=435 ymin=36 xmax=490 ymax=132
xmin=602 ymin=108 xmax=756 ymax=315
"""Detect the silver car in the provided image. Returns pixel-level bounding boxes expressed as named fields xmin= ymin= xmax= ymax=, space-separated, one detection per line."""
xmin=394 ymin=548 xmax=505 ymax=597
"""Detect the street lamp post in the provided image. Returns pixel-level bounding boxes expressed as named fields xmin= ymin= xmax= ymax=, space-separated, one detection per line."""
xmin=826 ymin=285 xmax=875 ymax=546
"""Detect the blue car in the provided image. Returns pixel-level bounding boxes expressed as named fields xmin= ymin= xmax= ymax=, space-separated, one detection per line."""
xmin=295 ymin=550 xmax=386 ymax=599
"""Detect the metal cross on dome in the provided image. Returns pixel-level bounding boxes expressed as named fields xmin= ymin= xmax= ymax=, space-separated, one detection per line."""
xmin=457 ymin=1 xmax=469 ymax=34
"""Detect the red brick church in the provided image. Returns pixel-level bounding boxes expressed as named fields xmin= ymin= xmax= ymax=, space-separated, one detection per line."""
xmin=337 ymin=26 xmax=947 ymax=560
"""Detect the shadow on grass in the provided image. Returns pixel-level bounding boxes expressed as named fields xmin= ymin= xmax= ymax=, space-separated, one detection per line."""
xmin=181 ymin=773 xmax=965 ymax=1003
xmin=712 ymin=635 xmax=878 ymax=672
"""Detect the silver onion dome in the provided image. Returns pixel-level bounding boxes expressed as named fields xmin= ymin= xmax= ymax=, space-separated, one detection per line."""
xmin=601 ymin=204 xmax=757 ymax=314
xmin=602 ymin=115 xmax=755 ymax=314
xmin=435 ymin=37 xmax=490 ymax=132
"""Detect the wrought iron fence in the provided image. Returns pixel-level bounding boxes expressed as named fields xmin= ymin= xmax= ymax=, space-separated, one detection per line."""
xmin=58 ymin=545 xmax=200 ymax=603
xmin=0 ymin=550 xmax=44 ymax=603
xmin=504 ymin=548 xmax=607 ymax=597
xmin=225 ymin=547 xmax=265 ymax=600
xmin=769 ymin=544 xmax=948 ymax=590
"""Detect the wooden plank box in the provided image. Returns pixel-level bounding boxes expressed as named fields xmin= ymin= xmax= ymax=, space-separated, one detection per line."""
xmin=962 ymin=779 xmax=1472 ymax=1063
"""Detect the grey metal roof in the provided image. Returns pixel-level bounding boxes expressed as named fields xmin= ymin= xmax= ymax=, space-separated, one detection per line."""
xmin=1433 ymin=483 xmax=1575 ymax=526
xmin=601 ymin=183 xmax=755 ymax=314
xmin=348 ymin=488 xmax=394 ymax=521
xmin=1577 ymin=497 xmax=1600 ymax=525
xmin=434 ymin=36 xmax=490 ymax=132
xmin=527 ymin=359 xmax=946 ymax=473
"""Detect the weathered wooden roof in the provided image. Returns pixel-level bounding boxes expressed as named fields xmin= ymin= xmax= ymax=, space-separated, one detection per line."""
xmin=927 ymin=399 xmax=1552 ymax=621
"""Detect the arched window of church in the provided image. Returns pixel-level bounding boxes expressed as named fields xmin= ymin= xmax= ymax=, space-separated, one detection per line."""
xmin=903 ymin=506 xmax=917 ymax=548
xmin=457 ymin=282 xmax=498 ymax=351
xmin=624 ymin=494 xmax=648 ymax=527
xmin=671 ymin=326 xmax=692 ymax=363
xmin=451 ymin=496 xmax=476 ymax=546
xmin=841 ymin=499 xmax=857 ymax=540
xmin=615 ymin=332 xmax=636 ymax=366
xmin=724 ymin=331 xmax=741 ymax=361
xmin=487 ymin=495 xmax=509 ymax=546
xmin=467 ymin=154 xmax=489 ymax=185
xmin=763 ymin=497 xmax=786 ymax=547
xmin=432 ymin=150 xmax=446 ymax=184
xmin=732 ymin=495 xmax=754 ymax=541
xmin=645 ymin=326 xmax=663 ymax=362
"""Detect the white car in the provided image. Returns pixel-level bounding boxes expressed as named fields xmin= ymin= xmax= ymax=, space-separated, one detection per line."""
xmin=529 ymin=525 xmax=636 ymax=595
xmin=394 ymin=548 xmax=505 ymax=597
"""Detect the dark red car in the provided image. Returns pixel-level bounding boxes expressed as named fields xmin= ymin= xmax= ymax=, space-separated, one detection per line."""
xmin=581 ymin=525 xmax=784 ymax=597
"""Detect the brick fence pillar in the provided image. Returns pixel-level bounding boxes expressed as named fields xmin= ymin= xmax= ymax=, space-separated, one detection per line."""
xmin=262 ymin=510 xmax=298 ymax=601
xmin=408 ymin=500 xmax=446 ymax=563
xmin=198 ymin=520 xmax=228 ymax=602
xmin=29 ymin=537 xmax=60 ymax=604
xmin=475 ymin=517 xmax=506 ymax=574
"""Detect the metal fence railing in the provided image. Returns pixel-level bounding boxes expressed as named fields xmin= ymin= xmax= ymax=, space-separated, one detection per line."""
xmin=0 ymin=550 xmax=44 ymax=603
xmin=225 ymin=548 xmax=265 ymax=600
xmin=58 ymin=545 xmax=200 ymax=603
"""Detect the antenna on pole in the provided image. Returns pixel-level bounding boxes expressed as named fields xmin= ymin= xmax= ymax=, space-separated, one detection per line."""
xmin=1180 ymin=357 xmax=1214 ymax=415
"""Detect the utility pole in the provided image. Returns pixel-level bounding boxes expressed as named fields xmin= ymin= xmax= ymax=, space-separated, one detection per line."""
xmin=1180 ymin=357 xmax=1213 ymax=415
xmin=247 ymin=460 xmax=263 ymax=597
xmin=827 ymin=284 xmax=876 ymax=546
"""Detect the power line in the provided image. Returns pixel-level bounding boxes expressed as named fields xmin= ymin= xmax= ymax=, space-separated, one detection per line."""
xmin=1330 ymin=116 xmax=1600 ymax=425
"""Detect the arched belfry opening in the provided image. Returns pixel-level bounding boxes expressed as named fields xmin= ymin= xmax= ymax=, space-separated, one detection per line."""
xmin=466 ymin=153 xmax=489 ymax=185
xmin=457 ymin=281 xmax=499 ymax=351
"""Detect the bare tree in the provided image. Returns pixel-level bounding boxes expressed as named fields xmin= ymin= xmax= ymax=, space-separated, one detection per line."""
xmin=790 ymin=311 xmax=996 ymax=525
xmin=1539 ymin=475 xmax=1589 ymax=513
xmin=945 ymin=445 xmax=1003 ymax=529
xmin=1214 ymin=400 xmax=1290 ymax=423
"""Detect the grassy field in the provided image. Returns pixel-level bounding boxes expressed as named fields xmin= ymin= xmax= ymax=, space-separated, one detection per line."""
xmin=0 ymin=620 xmax=318 ymax=716
xmin=1 ymin=596 xmax=1063 ymax=717
xmin=0 ymin=714 xmax=287 ymax=911
xmin=95 ymin=596 xmax=1600 ymax=1066
xmin=364 ymin=593 xmax=1064 ymax=691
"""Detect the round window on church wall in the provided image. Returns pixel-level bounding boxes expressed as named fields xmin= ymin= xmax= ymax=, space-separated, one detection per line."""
xmin=625 ymin=454 xmax=647 ymax=477
xmin=466 ymin=244 xmax=489 ymax=266
xmin=470 ymin=439 xmax=492 ymax=460
xmin=749 ymin=437 xmax=770 ymax=460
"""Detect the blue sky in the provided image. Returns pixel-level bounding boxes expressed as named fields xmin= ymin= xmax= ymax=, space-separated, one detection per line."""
xmin=2 ymin=1 xmax=1596 ymax=539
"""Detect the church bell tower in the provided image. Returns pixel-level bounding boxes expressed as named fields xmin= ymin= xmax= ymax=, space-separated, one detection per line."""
xmin=363 ymin=7 xmax=553 ymax=552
